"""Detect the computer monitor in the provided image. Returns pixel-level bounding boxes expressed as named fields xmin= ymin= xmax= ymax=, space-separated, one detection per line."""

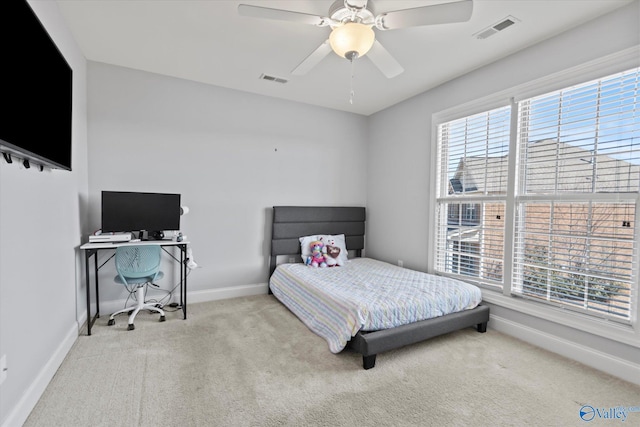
xmin=101 ymin=191 xmax=181 ymax=234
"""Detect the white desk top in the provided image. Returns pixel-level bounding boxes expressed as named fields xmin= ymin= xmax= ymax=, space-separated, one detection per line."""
xmin=80 ymin=239 xmax=189 ymax=250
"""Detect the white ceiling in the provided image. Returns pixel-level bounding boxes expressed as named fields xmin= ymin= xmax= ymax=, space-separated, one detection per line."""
xmin=56 ymin=0 xmax=633 ymax=116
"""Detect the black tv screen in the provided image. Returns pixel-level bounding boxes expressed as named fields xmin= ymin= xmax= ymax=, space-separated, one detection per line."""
xmin=101 ymin=191 xmax=181 ymax=233
xmin=0 ymin=0 xmax=73 ymax=171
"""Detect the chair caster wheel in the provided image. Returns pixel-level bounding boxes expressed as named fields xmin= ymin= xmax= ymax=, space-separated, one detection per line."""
xmin=127 ymin=324 xmax=135 ymax=331
xmin=108 ymin=319 xmax=115 ymax=326
xmin=159 ymin=315 xmax=166 ymax=322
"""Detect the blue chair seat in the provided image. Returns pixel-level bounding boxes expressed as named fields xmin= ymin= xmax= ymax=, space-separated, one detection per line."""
xmin=115 ymin=271 xmax=164 ymax=286
xmin=108 ymin=245 xmax=166 ymax=330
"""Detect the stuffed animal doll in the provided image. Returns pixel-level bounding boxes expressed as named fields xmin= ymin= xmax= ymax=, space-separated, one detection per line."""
xmin=307 ymin=240 xmax=328 ymax=267
xmin=324 ymin=237 xmax=344 ymax=267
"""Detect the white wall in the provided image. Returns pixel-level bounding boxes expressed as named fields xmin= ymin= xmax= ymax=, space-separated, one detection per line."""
xmin=0 ymin=1 xmax=88 ymax=426
xmin=2 ymin=2 xmax=639 ymax=424
xmin=86 ymin=63 xmax=368 ymax=307
xmin=366 ymin=1 xmax=640 ymax=381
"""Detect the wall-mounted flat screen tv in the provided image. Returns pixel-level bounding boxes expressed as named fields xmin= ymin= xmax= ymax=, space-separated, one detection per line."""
xmin=101 ymin=191 xmax=182 ymax=233
xmin=0 ymin=0 xmax=73 ymax=171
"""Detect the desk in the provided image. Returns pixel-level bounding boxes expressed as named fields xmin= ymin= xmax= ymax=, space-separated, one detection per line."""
xmin=80 ymin=240 xmax=189 ymax=335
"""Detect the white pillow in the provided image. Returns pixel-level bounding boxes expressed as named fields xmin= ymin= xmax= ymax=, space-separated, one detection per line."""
xmin=299 ymin=234 xmax=348 ymax=266
xmin=299 ymin=234 xmax=318 ymax=262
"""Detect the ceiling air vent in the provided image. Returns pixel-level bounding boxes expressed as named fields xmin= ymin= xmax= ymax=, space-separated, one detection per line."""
xmin=259 ymin=73 xmax=288 ymax=84
xmin=474 ymin=16 xmax=518 ymax=40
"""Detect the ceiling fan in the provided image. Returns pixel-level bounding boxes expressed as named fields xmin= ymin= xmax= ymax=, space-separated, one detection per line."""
xmin=238 ymin=0 xmax=474 ymax=79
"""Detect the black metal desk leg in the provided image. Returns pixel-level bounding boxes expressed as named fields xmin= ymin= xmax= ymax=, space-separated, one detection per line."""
xmin=182 ymin=244 xmax=187 ymax=319
xmin=184 ymin=247 xmax=187 ymax=319
xmin=94 ymin=252 xmax=100 ymax=320
xmin=85 ymin=251 xmax=92 ymax=335
xmin=85 ymin=249 xmax=100 ymax=335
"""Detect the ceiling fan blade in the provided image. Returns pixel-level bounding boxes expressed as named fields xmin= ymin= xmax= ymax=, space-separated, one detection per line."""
xmin=238 ymin=4 xmax=327 ymax=26
xmin=291 ymin=40 xmax=333 ymax=76
xmin=367 ymin=40 xmax=404 ymax=78
xmin=377 ymin=0 xmax=473 ymax=30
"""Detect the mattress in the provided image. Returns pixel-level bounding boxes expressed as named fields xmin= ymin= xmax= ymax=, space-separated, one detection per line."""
xmin=269 ymin=257 xmax=482 ymax=353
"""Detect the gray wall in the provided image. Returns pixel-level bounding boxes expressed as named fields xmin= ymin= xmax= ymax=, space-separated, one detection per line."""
xmin=86 ymin=63 xmax=369 ymax=306
xmin=366 ymin=1 xmax=640 ymax=379
xmin=367 ymin=2 xmax=640 ymax=269
xmin=2 ymin=2 xmax=639 ymax=424
xmin=0 ymin=1 xmax=89 ymax=425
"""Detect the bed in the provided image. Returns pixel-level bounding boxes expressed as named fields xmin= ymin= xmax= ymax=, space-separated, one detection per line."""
xmin=268 ymin=206 xmax=490 ymax=369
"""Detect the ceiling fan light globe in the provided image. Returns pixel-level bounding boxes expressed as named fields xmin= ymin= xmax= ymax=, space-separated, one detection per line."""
xmin=329 ymin=22 xmax=375 ymax=59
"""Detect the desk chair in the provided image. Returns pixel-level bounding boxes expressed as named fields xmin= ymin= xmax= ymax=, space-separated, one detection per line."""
xmin=107 ymin=245 xmax=166 ymax=330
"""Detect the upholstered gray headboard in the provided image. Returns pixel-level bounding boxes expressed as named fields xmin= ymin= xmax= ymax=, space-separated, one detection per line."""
xmin=269 ymin=206 xmax=366 ymax=277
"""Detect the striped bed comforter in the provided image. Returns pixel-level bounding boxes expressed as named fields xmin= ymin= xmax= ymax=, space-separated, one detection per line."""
xmin=269 ymin=257 xmax=482 ymax=353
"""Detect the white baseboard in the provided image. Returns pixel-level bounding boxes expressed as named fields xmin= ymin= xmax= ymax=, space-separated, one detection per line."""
xmin=97 ymin=282 xmax=269 ymax=314
xmin=77 ymin=309 xmax=87 ymax=332
xmin=2 ymin=323 xmax=77 ymax=427
xmin=186 ymin=283 xmax=268 ymax=304
xmin=489 ymin=314 xmax=640 ymax=386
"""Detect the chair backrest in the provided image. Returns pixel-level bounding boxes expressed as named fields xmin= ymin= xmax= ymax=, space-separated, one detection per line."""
xmin=115 ymin=245 xmax=162 ymax=284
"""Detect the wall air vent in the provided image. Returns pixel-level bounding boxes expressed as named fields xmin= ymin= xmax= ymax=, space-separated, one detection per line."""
xmin=259 ymin=74 xmax=288 ymax=84
xmin=474 ymin=15 xmax=519 ymax=40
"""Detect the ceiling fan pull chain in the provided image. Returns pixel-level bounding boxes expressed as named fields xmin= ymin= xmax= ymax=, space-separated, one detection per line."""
xmin=350 ymin=57 xmax=356 ymax=104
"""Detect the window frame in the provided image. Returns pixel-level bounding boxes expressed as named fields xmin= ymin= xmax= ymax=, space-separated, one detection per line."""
xmin=429 ymin=47 xmax=640 ymax=346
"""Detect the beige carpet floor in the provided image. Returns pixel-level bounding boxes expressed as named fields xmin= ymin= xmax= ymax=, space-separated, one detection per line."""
xmin=25 ymin=295 xmax=640 ymax=427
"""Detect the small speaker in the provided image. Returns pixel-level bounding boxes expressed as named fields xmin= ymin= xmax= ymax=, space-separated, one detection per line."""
xmin=150 ymin=230 xmax=165 ymax=240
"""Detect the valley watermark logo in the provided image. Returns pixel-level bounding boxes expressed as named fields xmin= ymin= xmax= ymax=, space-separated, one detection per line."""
xmin=580 ymin=405 xmax=640 ymax=422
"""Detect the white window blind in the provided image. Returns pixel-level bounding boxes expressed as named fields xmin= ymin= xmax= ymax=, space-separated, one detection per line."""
xmin=513 ymin=68 xmax=640 ymax=321
xmin=435 ymin=107 xmax=511 ymax=287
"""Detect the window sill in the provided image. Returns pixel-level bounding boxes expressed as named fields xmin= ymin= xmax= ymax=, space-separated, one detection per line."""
xmin=480 ymin=288 xmax=640 ymax=349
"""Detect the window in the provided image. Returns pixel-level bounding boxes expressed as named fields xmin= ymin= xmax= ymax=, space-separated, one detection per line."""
xmin=435 ymin=67 xmax=639 ymax=322
xmin=435 ymin=106 xmax=510 ymax=287
xmin=513 ymin=69 xmax=639 ymax=321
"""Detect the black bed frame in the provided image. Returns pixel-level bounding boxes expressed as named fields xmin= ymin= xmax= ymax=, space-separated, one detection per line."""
xmin=269 ymin=206 xmax=490 ymax=369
